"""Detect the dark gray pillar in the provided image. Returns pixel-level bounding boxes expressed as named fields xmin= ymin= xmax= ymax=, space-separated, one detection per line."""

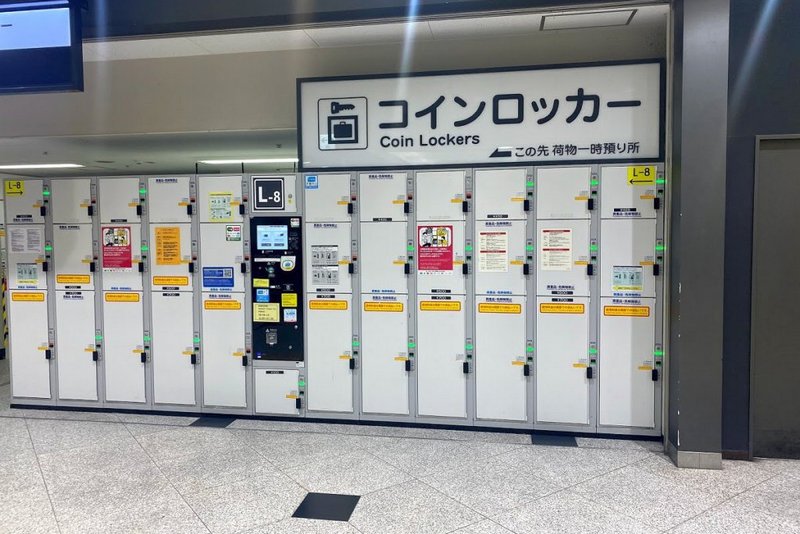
xmin=667 ymin=0 xmax=729 ymax=469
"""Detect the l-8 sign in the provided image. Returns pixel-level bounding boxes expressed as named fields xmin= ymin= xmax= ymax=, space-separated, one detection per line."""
xmin=253 ymin=177 xmax=285 ymax=210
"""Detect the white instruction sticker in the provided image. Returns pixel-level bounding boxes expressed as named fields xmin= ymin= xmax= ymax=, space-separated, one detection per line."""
xmin=540 ymin=228 xmax=572 ymax=271
xmin=10 ymin=226 xmax=43 ymax=253
xmin=478 ymin=231 xmax=508 ymax=273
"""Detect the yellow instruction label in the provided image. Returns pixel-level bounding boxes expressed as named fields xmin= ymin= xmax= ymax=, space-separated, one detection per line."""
xmin=603 ymin=306 xmax=650 ymax=317
xmin=253 ymin=302 xmax=280 ymax=322
xmin=155 ymin=226 xmax=182 ymax=266
xmin=153 ymin=276 xmax=189 ymax=286
xmin=627 ymin=166 xmax=657 ymax=185
xmin=478 ymin=303 xmax=522 ymax=314
xmin=11 ymin=292 xmax=44 ymax=302
xmin=419 ymin=301 xmax=462 ymax=312
xmin=364 ymin=301 xmax=404 ymax=312
xmin=281 ymin=293 xmax=298 ymax=308
xmin=539 ymin=303 xmax=585 ymax=314
xmin=204 ymin=299 xmax=241 ymax=310
xmin=309 ymin=299 xmax=348 ymax=311
xmin=57 ymin=274 xmax=91 ymax=285
xmin=253 ymin=278 xmax=270 ymax=288
xmin=105 ymin=293 xmax=140 ymax=303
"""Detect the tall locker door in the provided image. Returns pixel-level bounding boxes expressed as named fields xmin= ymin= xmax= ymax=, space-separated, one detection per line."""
xmin=4 ymin=179 xmax=45 ymax=224
xmin=306 ymin=294 xmax=353 ymax=413
xmin=55 ymin=292 xmax=97 ymax=401
xmin=99 ymin=178 xmax=141 ymax=223
xmin=417 ymin=295 xmax=467 ymax=419
xmin=152 ymin=292 xmax=195 ymax=406
xmin=535 ymin=167 xmax=592 ymax=220
xmin=51 ymin=179 xmax=92 ymax=224
xmin=197 ymin=176 xmax=243 ymax=223
xmin=359 ymin=172 xmax=407 ymax=222
xmin=535 ymin=297 xmax=590 ymax=425
xmin=536 ymin=220 xmax=591 ymax=297
xmin=305 ymin=223 xmax=352 ymax=293
xmin=599 ymin=299 xmax=656 ymax=428
xmin=415 ymin=170 xmax=466 ymax=221
xmin=600 ymin=166 xmax=657 ymax=220
xmin=103 ymin=293 xmax=145 ymax=403
xmin=101 ymin=224 xmax=143 ymax=291
xmin=8 ymin=292 xmax=50 ymax=399
xmin=600 ymin=219 xmax=657 ymax=299
xmin=474 ymin=168 xmax=528 ymax=220
xmin=361 ymin=294 xmax=409 ymax=415
xmin=304 ymin=174 xmax=352 ymax=222
xmin=475 ymin=296 xmax=527 ymax=422
xmin=147 ymin=176 xmax=192 ymax=223
xmin=416 ymin=222 xmax=466 ymax=294
xmin=475 ymin=220 xmax=527 ymax=295
xmin=202 ymin=293 xmax=246 ymax=408
xmin=6 ymin=225 xmax=47 ymax=289
xmin=360 ymin=222 xmax=407 ymax=294
xmin=53 ymin=225 xmax=94 ymax=290
xmin=150 ymin=224 xmax=193 ymax=290
xmin=199 ymin=224 xmax=244 ymax=292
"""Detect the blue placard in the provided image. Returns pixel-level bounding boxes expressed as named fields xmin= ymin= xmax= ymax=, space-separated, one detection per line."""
xmin=255 ymin=288 xmax=270 ymax=302
xmin=305 ymin=175 xmax=319 ymax=189
xmin=202 ymin=267 xmax=234 ymax=288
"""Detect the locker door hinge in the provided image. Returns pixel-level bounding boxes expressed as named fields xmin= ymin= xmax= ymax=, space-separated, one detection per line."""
xmin=404 ymin=359 xmax=413 ymax=372
xmin=239 ymin=204 xmax=246 ymax=216
xmin=138 ymin=262 xmax=144 ymax=273
xmin=92 ymin=351 xmax=99 ymax=362
xmin=523 ymin=199 xmax=531 ymax=212
xmin=654 ymin=197 xmax=661 ymax=210
xmin=462 ymin=200 xmax=469 ymax=213
xmin=347 ymin=202 xmax=355 ymax=215
xmin=404 ymin=262 xmax=411 ymax=275
xmin=87 ymin=205 xmax=94 ymax=217
xmin=190 ymin=354 xmax=198 ymax=365
xmin=42 ymin=261 xmax=49 ymax=272
xmin=40 ymin=205 xmax=47 ymax=217
xmin=403 ymin=201 xmax=411 ymax=214
xmin=295 ymin=398 xmax=303 ymax=410
xmin=140 ymin=352 xmax=147 ymax=364
xmin=349 ymin=357 xmax=356 ymax=370
xmin=587 ymin=198 xmax=595 ymax=211
xmin=45 ymin=349 xmax=53 ymax=360
xmin=523 ymin=263 xmax=530 ymax=276
xmin=188 ymin=262 xmax=195 ymax=274
xmin=187 ymin=204 xmax=194 ymax=216
xmin=653 ymin=264 xmax=660 ymax=277
xmin=586 ymin=366 xmax=594 ymax=379
xmin=0 ymin=348 xmax=6 ymax=360
xmin=242 ymin=355 xmax=249 ymax=367
xmin=463 ymin=361 xmax=470 ymax=374
xmin=136 ymin=204 xmax=143 ymax=217
xmin=348 ymin=262 xmax=355 ymax=275
xmin=523 ymin=363 xmax=530 ymax=377
xmin=89 ymin=261 xmax=96 ymax=273
xmin=587 ymin=264 xmax=594 ymax=276
xmin=241 ymin=262 xmax=248 ymax=274
xmin=462 ymin=263 xmax=469 ymax=276
xmin=652 ymin=369 xmax=660 ymax=381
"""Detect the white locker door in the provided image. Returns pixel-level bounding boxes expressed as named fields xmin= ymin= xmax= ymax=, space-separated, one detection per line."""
xmin=6 ymin=225 xmax=47 ymax=289
xmin=474 ymin=168 xmax=528 ymax=220
xmin=305 ymin=223 xmax=352 ymax=293
xmin=360 ymin=222 xmax=407 ymax=294
xmin=416 ymin=170 xmax=466 ymax=221
xmin=99 ymin=178 xmax=140 ymax=223
xmin=416 ymin=222 xmax=466 ymax=294
xmin=361 ymin=295 xmax=409 ymax=415
xmin=536 ymin=167 xmax=592 ymax=220
xmin=101 ymin=224 xmax=143 ymax=291
xmin=304 ymin=173 xmax=352 ymax=222
xmin=199 ymin=224 xmax=244 ymax=292
xmin=103 ymin=293 xmax=145 ymax=403
xmin=4 ymin=179 xmax=44 ymax=224
xmin=475 ymin=220 xmax=527 ymax=296
xmin=56 ymin=292 xmax=97 ymax=401
xmin=148 ymin=176 xmax=192 ymax=223
xmin=255 ymin=369 xmax=301 ymax=415
xmin=359 ymin=172 xmax=407 ymax=222
xmin=150 ymin=224 xmax=193 ymax=291
xmin=51 ymin=178 xmax=92 ymax=224
xmin=536 ymin=220 xmax=591 ymax=297
xmin=8 ymin=292 xmax=50 ymax=399
xmin=306 ymin=295 xmax=353 ymax=413
xmin=54 ymin=224 xmax=94 ymax=290
xmin=202 ymin=294 xmax=246 ymax=408
xmin=152 ymin=292 xmax=195 ymax=405
xmin=535 ymin=297 xmax=590 ymax=425
xmin=475 ymin=296 xmax=527 ymax=422
xmin=198 ymin=175 xmax=243 ymax=223
xmin=599 ymin=298 xmax=656 ymax=428
xmin=600 ymin=219 xmax=657 ymax=298
xmin=600 ymin=166 xmax=658 ymax=220
xmin=417 ymin=296 xmax=467 ymax=419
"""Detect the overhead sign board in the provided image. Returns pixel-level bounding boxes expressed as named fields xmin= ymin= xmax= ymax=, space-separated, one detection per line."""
xmin=298 ymin=60 xmax=664 ymax=171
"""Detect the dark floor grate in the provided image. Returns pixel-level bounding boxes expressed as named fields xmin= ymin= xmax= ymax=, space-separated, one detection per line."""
xmin=532 ymin=434 xmax=579 ymax=447
xmin=293 ymin=492 xmax=361 ymax=522
xmin=190 ymin=416 xmax=236 ymax=428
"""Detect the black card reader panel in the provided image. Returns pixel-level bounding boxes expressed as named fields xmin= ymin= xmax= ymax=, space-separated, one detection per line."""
xmin=250 ymin=216 xmax=304 ymax=361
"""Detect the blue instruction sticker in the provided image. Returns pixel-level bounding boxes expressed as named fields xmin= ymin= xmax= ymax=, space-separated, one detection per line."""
xmin=256 ymin=288 xmax=270 ymax=302
xmin=305 ymin=175 xmax=319 ymax=190
xmin=202 ymin=267 xmax=234 ymax=289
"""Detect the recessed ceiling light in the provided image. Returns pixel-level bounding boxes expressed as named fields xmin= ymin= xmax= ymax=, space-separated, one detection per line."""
xmin=0 ymin=163 xmax=84 ymax=170
xmin=198 ymin=158 xmax=299 ymax=165
xmin=541 ymin=10 xmax=635 ymax=31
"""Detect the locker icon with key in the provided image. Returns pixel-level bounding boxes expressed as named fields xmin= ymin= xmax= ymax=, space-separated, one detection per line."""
xmin=318 ymin=97 xmax=368 ymax=150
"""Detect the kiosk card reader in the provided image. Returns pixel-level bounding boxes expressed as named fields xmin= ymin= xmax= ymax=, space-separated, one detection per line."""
xmin=250 ymin=216 xmax=304 ymax=361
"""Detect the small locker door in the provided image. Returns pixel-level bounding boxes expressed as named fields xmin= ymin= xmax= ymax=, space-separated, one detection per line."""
xmin=7 ymin=225 xmax=47 ymax=289
xmin=4 ymin=179 xmax=45 ymax=224
xmin=148 ymin=176 xmax=192 ymax=223
xmin=150 ymin=224 xmax=193 ymax=290
xmin=152 ymin=292 xmax=195 ymax=405
xmin=475 ymin=296 xmax=527 ymax=422
xmin=199 ymin=224 xmax=244 ymax=292
xmin=416 ymin=222 xmax=466 ymax=294
xmin=54 ymin=225 xmax=94 ymax=290
xmin=307 ymin=294 xmax=353 ymax=413
xmin=600 ymin=166 xmax=658 ymax=220
xmin=198 ymin=175 xmax=243 ymax=223
xmin=535 ymin=167 xmax=592 ymax=220
xmin=101 ymin=224 xmax=143 ymax=291
xmin=536 ymin=220 xmax=591 ymax=297
xmin=99 ymin=178 xmax=141 ymax=223
xmin=304 ymin=174 xmax=352 ymax=222
xmin=255 ymin=369 xmax=300 ymax=415
xmin=474 ymin=168 xmax=527 ymax=220
xmin=600 ymin=219 xmax=657 ymax=299
xmin=51 ymin=179 xmax=92 ymax=224
xmin=305 ymin=223 xmax=352 ymax=293
xmin=202 ymin=293 xmax=246 ymax=408
xmin=475 ymin=220 xmax=527 ymax=296
xmin=417 ymin=295 xmax=467 ymax=419
xmin=103 ymin=293 xmax=145 ymax=403
xmin=8 ymin=292 xmax=50 ymax=399
xmin=56 ymin=292 xmax=97 ymax=401
xmin=360 ymin=222 xmax=407 ymax=294
xmin=536 ymin=297 xmax=591 ymax=425
xmin=415 ymin=170 xmax=466 ymax=221
xmin=359 ymin=172 xmax=407 ymax=222
xmin=599 ymin=298 xmax=656 ymax=428
xmin=361 ymin=295 xmax=409 ymax=415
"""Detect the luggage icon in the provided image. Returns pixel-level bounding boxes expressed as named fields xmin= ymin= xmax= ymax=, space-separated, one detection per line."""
xmin=327 ymin=115 xmax=358 ymax=144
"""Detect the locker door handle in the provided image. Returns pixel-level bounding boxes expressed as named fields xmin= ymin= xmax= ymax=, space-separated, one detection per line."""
xmin=45 ymin=349 xmax=52 ymax=360
xmin=347 ymin=202 xmax=355 ymax=215
xmin=295 ymin=398 xmax=303 ymax=410
xmin=462 ymin=200 xmax=469 ymax=213
xmin=587 ymin=198 xmax=595 ymax=211
xmin=404 ymin=359 xmax=412 ymax=372
xmin=653 ymin=264 xmax=660 ymax=277
xmin=586 ymin=367 xmax=594 ymax=379
xmin=92 ymin=351 xmax=99 ymax=362
xmin=587 ymin=264 xmax=594 ymax=276
xmin=239 ymin=204 xmax=246 ymax=216
xmin=42 ymin=261 xmax=49 ymax=272
xmin=242 ymin=355 xmax=248 ymax=367
xmin=241 ymin=262 xmax=248 ymax=274
xmin=349 ymin=358 xmax=356 ymax=370
xmin=89 ymin=262 xmax=96 ymax=273
xmin=654 ymin=197 xmax=661 ymax=210
xmin=190 ymin=354 xmax=197 ymax=365
xmin=523 ymin=363 xmax=530 ymax=377
xmin=138 ymin=262 xmax=144 ymax=273
xmin=403 ymin=201 xmax=411 ymax=214
xmin=136 ymin=205 xmax=143 ymax=217
xmin=40 ymin=205 xmax=47 ymax=217
xmin=140 ymin=352 xmax=147 ymax=364
xmin=523 ymin=263 xmax=530 ymax=276
xmin=87 ymin=205 xmax=94 ymax=217
xmin=404 ymin=263 xmax=411 ymax=275
xmin=652 ymin=369 xmax=660 ymax=381
xmin=187 ymin=204 xmax=193 ymax=216
xmin=463 ymin=361 xmax=470 ymax=374
xmin=523 ymin=199 xmax=531 ymax=212
xmin=188 ymin=262 xmax=195 ymax=274
xmin=348 ymin=263 xmax=355 ymax=275
xmin=462 ymin=263 xmax=469 ymax=275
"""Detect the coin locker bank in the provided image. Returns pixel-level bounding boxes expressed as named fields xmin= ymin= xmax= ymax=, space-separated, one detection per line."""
xmin=3 ymin=59 xmax=667 ymax=436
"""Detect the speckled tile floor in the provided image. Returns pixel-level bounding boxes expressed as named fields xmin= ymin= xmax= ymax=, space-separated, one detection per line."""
xmin=0 ymin=375 xmax=798 ymax=533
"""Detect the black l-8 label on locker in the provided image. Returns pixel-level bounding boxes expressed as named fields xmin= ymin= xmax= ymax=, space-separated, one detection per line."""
xmin=253 ymin=177 xmax=285 ymax=210
xmin=250 ymin=216 xmax=304 ymax=361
